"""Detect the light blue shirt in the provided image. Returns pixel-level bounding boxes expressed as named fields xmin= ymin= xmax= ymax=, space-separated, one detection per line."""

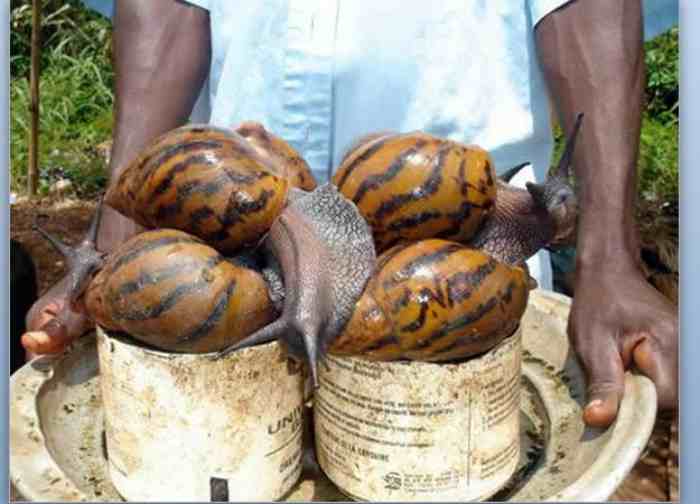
xmin=83 ymin=0 xmax=678 ymax=289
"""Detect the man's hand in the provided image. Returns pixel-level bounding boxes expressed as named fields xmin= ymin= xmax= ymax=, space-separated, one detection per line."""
xmin=570 ymin=259 xmax=678 ymax=427
xmin=536 ymin=0 xmax=678 ymax=427
xmin=22 ymin=276 xmax=95 ymax=356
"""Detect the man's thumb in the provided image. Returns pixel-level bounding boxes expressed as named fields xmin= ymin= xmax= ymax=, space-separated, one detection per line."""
xmin=22 ymin=318 xmax=72 ymax=355
xmin=577 ymin=334 xmax=626 ymax=428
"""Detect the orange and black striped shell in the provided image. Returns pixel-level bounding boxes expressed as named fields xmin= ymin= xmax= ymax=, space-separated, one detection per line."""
xmin=332 ymin=132 xmax=497 ymax=252
xmin=105 ymin=125 xmax=293 ymax=255
xmin=328 ymin=239 xmax=529 ymax=361
xmin=235 ymin=122 xmax=317 ymax=191
xmin=84 ymin=229 xmax=276 ymax=353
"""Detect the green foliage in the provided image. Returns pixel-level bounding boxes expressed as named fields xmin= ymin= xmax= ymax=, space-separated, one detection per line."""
xmin=638 ymin=115 xmax=678 ymax=201
xmin=641 ymin=27 xmax=679 ymax=201
xmin=11 ymin=0 xmax=112 ymax=78
xmin=10 ymin=0 xmax=113 ymax=197
xmin=644 ymin=27 xmax=679 ymax=126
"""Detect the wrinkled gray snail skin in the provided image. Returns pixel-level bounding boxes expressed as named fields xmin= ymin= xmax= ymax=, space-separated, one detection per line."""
xmin=215 ymin=184 xmax=377 ymax=387
xmin=468 ymin=113 xmax=582 ymax=268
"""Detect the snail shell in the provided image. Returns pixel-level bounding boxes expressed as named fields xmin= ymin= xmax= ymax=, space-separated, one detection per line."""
xmin=235 ymin=121 xmax=317 ymax=192
xmin=333 ymin=133 xmax=497 ymax=252
xmin=84 ymin=228 xmax=276 ymax=353
xmin=105 ymin=124 xmax=316 ymax=255
xmin=328 ymin=239 xmax=529 ymax=361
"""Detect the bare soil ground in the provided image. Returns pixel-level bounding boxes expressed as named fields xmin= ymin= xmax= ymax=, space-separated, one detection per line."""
xmin=11 ymin=196 xmax=98 ymax=296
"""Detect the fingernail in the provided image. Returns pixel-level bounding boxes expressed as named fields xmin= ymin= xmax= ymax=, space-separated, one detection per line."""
xmin=21 ymin=333 xmax=40 ymax=353
xmin=26 ymin=331 xmax=50 ymax=345
xmin=21 ymin=333 xmax=36 ymax=347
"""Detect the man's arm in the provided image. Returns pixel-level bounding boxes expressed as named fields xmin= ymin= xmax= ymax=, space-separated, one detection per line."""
xmin=535 ymin=0 xmax=678 ymax=427
xmin=98 ymin=0 xmax=211 ymax=251
xmin=22 ymin=0 xmax=211 ymax=355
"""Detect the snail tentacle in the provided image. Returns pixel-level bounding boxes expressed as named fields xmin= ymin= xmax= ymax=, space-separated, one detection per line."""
xmin=215 ymin=318 xmax=287 ymax=359
xmin=33 ymin=217 xmax=77 ymax=260
xmin=33 ymin=197 xmax=107 ymax=307
xmin=498 ymin=162 xmax=530 ymax=183
xmin=554 ymin=112 xmax=584 ymax=180
xmin=85 ymin=195 xmax=105 ymax=245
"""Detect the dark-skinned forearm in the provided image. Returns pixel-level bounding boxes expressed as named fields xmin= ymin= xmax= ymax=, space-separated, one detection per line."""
xmin=535 ymin=0 xmax=644 ymax=271
xmin=97 ymin=0 xmax=211 ymax=252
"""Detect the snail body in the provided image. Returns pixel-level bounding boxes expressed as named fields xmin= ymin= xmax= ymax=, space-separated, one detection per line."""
xmin=328 ymin=239 xmax=529 ymax=361
xmin=333 ymin=132 xmax=497 ymax=252
xmin=84 ymin=228 xmax=276 ymax=353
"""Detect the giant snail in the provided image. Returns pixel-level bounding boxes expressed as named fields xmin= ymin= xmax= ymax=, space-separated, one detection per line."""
xmin=33 ymin=115 xmax=582 ymax=387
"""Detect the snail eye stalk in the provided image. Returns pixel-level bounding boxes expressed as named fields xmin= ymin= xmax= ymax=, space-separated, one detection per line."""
xmin=525 ymin=113 xmax=584 ymax=212
xmin=499 ymin=162 xmax=530 ymax=183
xmin=32 ymin=196 xmax=108 ymax=308
xmin=554 ymin=112 xmax=584 ymax=181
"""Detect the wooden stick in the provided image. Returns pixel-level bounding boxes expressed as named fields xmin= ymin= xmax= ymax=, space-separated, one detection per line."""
xmin=28 ymin=0 xmax=41 ymax=197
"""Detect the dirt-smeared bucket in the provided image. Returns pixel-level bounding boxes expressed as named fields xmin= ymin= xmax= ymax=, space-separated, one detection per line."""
xmin=315 ymin=326 xmax=522 ymax=502
xmin=96 ymin=328 xmax=306 ymax=502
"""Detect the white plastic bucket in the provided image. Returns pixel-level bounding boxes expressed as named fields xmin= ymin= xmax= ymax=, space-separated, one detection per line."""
xmin=314 ymin=327 xmax=522 ymax=502
xmin=96 ymin=328 xmax=306 ymax=502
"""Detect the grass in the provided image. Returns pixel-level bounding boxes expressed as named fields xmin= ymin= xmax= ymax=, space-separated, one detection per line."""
xmin=10 ymin=2 xmax=679 ymax=202
xmin=639 ymin=27 xmax=679 ymax=202
xmin=11 ymin=0 xmax=113 ymax=198
xmin=638 ymin=114 xmax=678 ymax=202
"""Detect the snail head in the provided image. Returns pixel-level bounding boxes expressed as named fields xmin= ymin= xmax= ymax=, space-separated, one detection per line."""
xmin=526 ymin=113 xmax=583 ymax=249
xmin=33 ymin=196 xmax=107 ymax=309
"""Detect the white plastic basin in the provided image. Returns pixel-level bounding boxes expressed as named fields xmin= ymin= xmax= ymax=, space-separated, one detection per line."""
xmin=9 ymin=289 xmax=657 ymax=502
